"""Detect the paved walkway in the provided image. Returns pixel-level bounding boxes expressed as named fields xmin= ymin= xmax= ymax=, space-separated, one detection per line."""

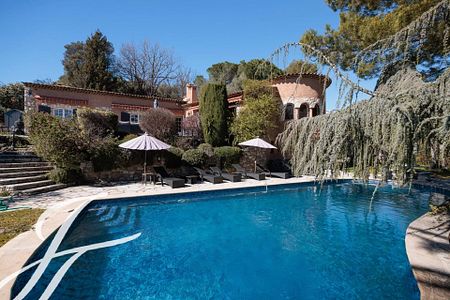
xmin=9 ymin=177 xmax=317 ymax=209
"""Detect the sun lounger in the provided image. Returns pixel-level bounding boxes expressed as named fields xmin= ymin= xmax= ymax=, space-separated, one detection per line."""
xmin=210 ymin=166 xmax=241 ymax=182
xmin=193 ymin=167 xmax=223 ymax=184
xmin=232 ymin=164 xmax=265 ymax=180
xmin=153 ymin=166 xmax=185 ymax=188
xmin=257 ymin=164 xmax=291 ymax=179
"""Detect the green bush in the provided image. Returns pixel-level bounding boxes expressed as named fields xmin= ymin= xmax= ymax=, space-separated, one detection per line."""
xmin=197 ymin=143 xmax=214 ymax=157
xmin=49 ymin=167 xmax=84 ymax=184
xmin=168 ymin=147 xmax=184 ymax=158
xmin=25 ymin=112 xmax=84 ymax=168
xmin=214 ymin=146 xmax=242 ymax=167
xmin=77 ymin=108 xmax=118 ymax=137
xmin=89 ymin=136 xmax=121 ymax=172
xmin=120 ymin=134 xmax=138 ymax=143
xmin=182 ymin=149 xmax=207 ymax=167
xmin=165 ymin=147 xmax=185 ymax=168
xmin=25 ymin=111 xmax=123 ymax=172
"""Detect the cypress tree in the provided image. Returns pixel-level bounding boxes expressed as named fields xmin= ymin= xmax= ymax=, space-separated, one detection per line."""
xmin=199 ymin=83 xmax=229 ymax=146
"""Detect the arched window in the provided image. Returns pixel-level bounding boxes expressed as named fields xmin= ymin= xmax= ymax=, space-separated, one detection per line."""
xmin=298 ymin=103 xmax=308 ymax=119
xmin=312 ymin=104 xmax=320 ymax=117
xmin=284 ymin=103 xmax=294 ymax=120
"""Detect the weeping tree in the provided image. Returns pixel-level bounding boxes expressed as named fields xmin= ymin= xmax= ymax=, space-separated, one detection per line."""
xmin=199 ymin=83 xmax=229 ymax=146
xmin=277 ymin=66 xmax=449 ymax=183
xmin=268 ymin=1 xmax=450 ymax=184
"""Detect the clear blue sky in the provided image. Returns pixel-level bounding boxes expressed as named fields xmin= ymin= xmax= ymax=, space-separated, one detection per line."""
xmin=0 ymin=0 xmax=376 ymax=109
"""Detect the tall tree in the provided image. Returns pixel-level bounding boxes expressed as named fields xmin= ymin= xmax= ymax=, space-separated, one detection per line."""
xmin=199 ymin=83 xmax=229 ymax=146
xmin=82 ymin=31 xmax=117 ymax=90
xmin=300 ymin=0 xmax=449 ymax=79
xmin=139 ymin=108 xmax=177 ymax=142
xmin=285 ymin=60 xmax=318 ymax=74
xmin=59 ymin=42 xmax=85 ymax=87
xmin=59 ymin=30 xmax=117 ymax=90
xmin=0 ymin=83 xmax=24 ymax=111
xmin=207 ymin=62 xmax=239 ymax=85
xmin=230 ymin=80 xmax=281 ymax=144
xmin=207 ymin=59 xmax=283 ymax=94
xmin=238 ymin=59 xmax=283 ymax=80
xmin=117 ymin=41 xmax=181 ymax=96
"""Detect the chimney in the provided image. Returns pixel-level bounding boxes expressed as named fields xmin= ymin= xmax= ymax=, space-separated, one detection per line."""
xmin=185 ymin=83 xmax=197 ymax=104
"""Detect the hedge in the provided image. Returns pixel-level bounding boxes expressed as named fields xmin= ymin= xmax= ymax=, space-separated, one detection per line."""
xmin=182 ymin=149 xmax=207 ymax=167
xmin=214 ymin=146 xmax=242 ymax=167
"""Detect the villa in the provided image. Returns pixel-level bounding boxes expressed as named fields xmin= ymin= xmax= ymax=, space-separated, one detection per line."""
xmin=23 ymin=72 xmax=331 ymax=135
xmin=183 ymin=73 xmax=331 ymax=119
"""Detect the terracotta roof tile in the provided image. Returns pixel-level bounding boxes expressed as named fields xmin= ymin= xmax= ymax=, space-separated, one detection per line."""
xmin=23 ymin=82 xmax=184 ymax=103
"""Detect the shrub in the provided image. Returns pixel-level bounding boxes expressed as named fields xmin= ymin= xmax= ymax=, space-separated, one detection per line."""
xmin=77 ymin=108 xmax=118 ymax=137
xmin=25 ymin=111 xmax=122 ymax=172
xmin=214 ymin=146 xmax=242 ymax=167
xmin=174 ymin=136 xmax=201 ymax=150
xmin=88 ymin=136 xmax=121 ymax=172
xmin=120 ymin=134 xmax=138 ymax=143
xmin=139 ymin=108 xmax=176 ymax=142
xmin=168 ymin=147 xmax=184 ymax=158
xmin=197 ymin=143 xmax=214 ymax=157
xmin=182 ymin=149 xmax=207 ymax=167
xmin=165 ymin=147 xmax=185 ymax=168
xmin=25 ymin=112 xmax=84 ymax=168
xmin=199 ymin=83 xmax=229 ymax=146
xmin=49 ymin=167 xmax=84 ymax=184
xmin=230 ymin=83 xmax=281 ymax=144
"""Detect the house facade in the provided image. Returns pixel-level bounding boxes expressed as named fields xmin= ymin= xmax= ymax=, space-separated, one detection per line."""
xmin=23 ymin=83 xmax=185 ymax=134
xmin=183 ymin=73 xmax=331 ymax=121
xmin=24 ymin=73 xmax=330 ymax=134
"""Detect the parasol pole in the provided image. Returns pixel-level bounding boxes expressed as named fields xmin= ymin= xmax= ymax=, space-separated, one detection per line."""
xmin=144 ymin=150 xmax=147 ymax=174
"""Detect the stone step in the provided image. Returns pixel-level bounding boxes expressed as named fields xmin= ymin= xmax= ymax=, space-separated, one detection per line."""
xmin=0 ymin=161 xmax=51 ymax=168
xmin=0 ymin=170 xmax=49 ymax=179
xmin=6 ymin=180 xmax=55 ymax=191
xmin=0 ymin=174 xmax=48 ymax=185
xmin=0 ymin=166 xmax=53 ymax=174
xmin=19 ymin=183 xmax=67 ymax=195
xmin=0 ymin=151 xmax=36 ymax=156
xmin=0 ymin=156 xmax=42 ymax=163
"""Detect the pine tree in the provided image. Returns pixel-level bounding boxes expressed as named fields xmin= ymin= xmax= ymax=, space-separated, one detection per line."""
xmin=59 ymin=30 xmax=117 ymax=91
xmin=300 ymin=0 xmax=448 ymax=78
xmin=82 ymin=31 xmax=116 ymax=90
xmin=199 ymin=84 xmax=229 ymax=146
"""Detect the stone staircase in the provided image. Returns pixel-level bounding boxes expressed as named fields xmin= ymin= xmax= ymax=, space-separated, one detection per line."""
xmin=0 ymin=151 xmax=66 ymax=195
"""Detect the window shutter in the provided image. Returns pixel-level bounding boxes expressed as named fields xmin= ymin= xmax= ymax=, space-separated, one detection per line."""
xmin=121 ymin=112 xmax=130 ymax=122
xmin=38 ymin=105 xmax=51 ymax=114
xmin=72 ymin=109 xmax=77 ymax=116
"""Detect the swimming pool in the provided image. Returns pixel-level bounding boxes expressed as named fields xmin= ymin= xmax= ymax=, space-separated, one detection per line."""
xmin=12 ymin=181 xmax=434 ymax=299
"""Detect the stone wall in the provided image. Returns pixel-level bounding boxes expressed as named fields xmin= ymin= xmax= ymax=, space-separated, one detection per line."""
xmin=80 ymin=162 xmax=144 ymax=183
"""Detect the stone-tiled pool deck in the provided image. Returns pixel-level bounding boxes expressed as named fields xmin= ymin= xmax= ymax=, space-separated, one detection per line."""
xmin=1 ymin=176 xmax=449 ymax=299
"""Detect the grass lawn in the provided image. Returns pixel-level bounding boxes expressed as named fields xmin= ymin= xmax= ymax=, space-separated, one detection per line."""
xmin=0 ymin=208 xmax=45 ymax=247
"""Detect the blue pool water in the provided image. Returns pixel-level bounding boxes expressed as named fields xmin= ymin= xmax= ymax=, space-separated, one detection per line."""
xmin=13 ymin=182 xmax=434 ymax=299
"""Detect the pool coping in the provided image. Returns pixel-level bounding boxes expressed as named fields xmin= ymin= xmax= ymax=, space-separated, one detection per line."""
xmin=405 ymin=211 xmax=450 ymax=300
